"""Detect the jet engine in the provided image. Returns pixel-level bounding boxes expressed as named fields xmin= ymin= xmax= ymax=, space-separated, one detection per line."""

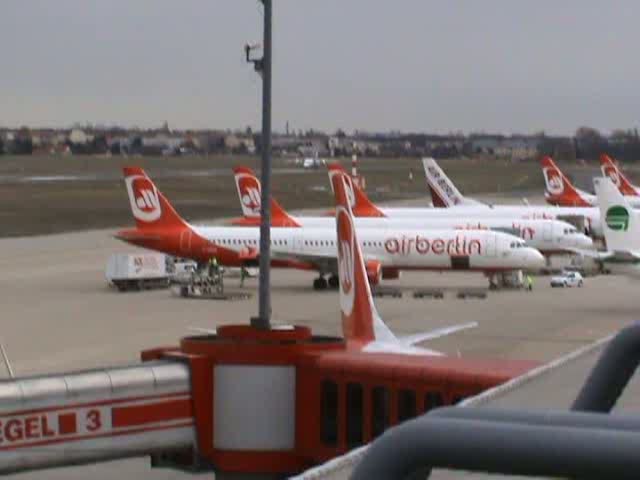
xmin=365 ymin=260 xmax=382 ymax=285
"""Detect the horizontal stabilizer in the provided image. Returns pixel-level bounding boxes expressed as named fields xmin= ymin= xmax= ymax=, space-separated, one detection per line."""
xmin=188 ymin=326 xmax=217 ymax=335
xmin=399 ymin=322 xmax=478 ymax=347
xmin=567 ymin=248 xmax=614 ymax=261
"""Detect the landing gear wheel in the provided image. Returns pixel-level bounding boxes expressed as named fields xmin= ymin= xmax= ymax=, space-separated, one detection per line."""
xmin=328 ymin=275 xmax=339 ymax=289
xmin=313 ymin=277 xmax=328 ymax=290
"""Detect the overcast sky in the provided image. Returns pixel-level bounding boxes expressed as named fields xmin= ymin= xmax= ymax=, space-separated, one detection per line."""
xmin=2 ymin=1 xmax=640 ymax=134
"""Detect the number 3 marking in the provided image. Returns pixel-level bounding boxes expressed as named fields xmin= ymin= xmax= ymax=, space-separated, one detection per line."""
xmin=86 ymin=409 xmax=102 ymax=431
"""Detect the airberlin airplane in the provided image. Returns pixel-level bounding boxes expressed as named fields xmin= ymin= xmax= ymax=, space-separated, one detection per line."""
xmin=540 ymin=156 xmax=595 ymax=207
xmin=116 ymin=167 xmax=544 ymax=290
xmin=231 ymin=166 xmax=593 ymax=256
xmin=420 ymin=158 xmax=605 ymax=238
xmin=600 ymin=154 xmax=640 ymax=197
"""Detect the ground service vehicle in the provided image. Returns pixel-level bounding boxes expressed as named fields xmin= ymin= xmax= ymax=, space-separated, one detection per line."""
xmin=550 ymin=271 xmax=584 ymax=288
xmin=105 ymin=253 xmax=170 ymax=291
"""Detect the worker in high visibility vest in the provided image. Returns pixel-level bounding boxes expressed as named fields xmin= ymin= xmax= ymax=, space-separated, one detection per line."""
xmin=208 ymin=257 xmax=219 ymax=278
xmin=526 ymin=274 xmax=534 ymax=292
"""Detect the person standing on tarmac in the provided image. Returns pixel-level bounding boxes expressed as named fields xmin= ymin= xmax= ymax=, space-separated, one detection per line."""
xmin=240 ymin=267 xmax=247 ymax=288
xmin=208 ymin=256 xmax=219 ymax=278
xmin=526 ymin=274 xmax=533 ymax=292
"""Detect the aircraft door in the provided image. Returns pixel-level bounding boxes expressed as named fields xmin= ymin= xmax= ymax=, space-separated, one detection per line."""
xmin=485 ymin=233 xmax=497 ymax=257
xmin=543 ymin=222 xmax=553 ymax=242
xmin=292 ymin=233 xmax=304 ymax=253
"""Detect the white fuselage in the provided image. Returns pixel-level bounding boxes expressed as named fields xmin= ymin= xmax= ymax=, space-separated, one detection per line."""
xmin=370 ymin=205 xmax=604 ymax=238
xmin=193 ymin=225 xmax=545 ymax=273
xmin=260 ymin=216 xmax=592 ymax=254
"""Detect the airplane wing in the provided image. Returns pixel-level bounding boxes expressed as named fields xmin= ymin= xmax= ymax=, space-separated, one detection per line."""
xmin=566 ymin=248 xmax=640 ymax=263
xmin=566 ymin=248 xmax=614 ymax=261
xmin=399 ymin=322 xmax=478 ymax=347
xmin=271 ymin=250 xmax=338 ymax=273
xmin=271 ymin=250 xmax=385 ymax=274
xmin=608 ymin=250 xmax=640 ymax=262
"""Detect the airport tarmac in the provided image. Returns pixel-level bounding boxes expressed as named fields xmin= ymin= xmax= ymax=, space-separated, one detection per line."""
xmin=1 ymin=228 xmax=638 ymax=479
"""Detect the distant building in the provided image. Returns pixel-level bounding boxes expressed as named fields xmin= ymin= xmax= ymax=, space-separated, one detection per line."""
xmin=469 ymin=134 xmax=540 ymax=160
xmin=224 ymin=134 xmax=256 ymax=154
xmin=298 ymin=138 xmax=328 ymax=158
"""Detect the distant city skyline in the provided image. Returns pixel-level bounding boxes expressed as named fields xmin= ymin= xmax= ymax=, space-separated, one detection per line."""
xmin=3 ymin=1 xmax=640 ymax=135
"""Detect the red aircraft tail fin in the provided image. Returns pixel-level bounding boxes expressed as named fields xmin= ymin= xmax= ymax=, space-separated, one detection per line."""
xmin=331 ymin=170 xmax=380 ymax=345
xmin=540 ymin=156 xmax=591 ymax=207
xmin=233 ymin=166 xmax=262 ymax=220
xmin=600 ymin=154 xmax=639 ymax=196
xmin=123 ymin=167 xmax=189 ymax=231
xmin=232 ymin=166 xmax=301 ymax=227
xmin=327 ymin=163 xmax=385 ymax=217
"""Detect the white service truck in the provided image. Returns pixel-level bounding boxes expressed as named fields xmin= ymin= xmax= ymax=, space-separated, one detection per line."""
xmin=106 ymin=253 xmax=170 ymax=292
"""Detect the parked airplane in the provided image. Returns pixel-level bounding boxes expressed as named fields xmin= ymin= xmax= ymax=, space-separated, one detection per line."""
xmin=232 ymin=166 xmax=593 ymax=256
xmin=582 ymin=177 xmax=640 ymax=278
xmin=116 ymin=167 xmax=544 ymax=289
xmin=331 ymin=169 xmax=476 ymax=355
xmin=421 ymin=158 xmax=604 ymax=238
xmin=540 ymin=156 xmax=595 ymax=207
xmin=600 ymin=154 xmax=640 ymax=197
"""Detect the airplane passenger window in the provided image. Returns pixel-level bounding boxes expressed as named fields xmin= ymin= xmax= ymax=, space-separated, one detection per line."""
xmin=346 ymin=382 xmax=364 ymax=448
xmin=424 ymin=391 xmax=444 ymax=411
xmin=371 ymin=386 xmax=390 ymax=438
xmin=398 ymin=389 xmax=417 ymax=422
xmin=320 ymin=380 xmax=338 ymax=446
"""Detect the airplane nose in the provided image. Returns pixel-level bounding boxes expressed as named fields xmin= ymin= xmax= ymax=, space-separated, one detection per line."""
xmin=577 ymin=234 xmax=594 ymax=249
xmin=525 ymin=248 xmax=545 ymax=269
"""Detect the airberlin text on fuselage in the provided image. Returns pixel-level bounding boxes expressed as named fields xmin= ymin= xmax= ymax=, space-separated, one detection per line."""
xmin=384 ymin=235 xmax=482 ymax=256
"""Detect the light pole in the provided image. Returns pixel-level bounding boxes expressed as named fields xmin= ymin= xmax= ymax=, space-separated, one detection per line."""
xmin=246 ymin=0 xmax=272 ymax=330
